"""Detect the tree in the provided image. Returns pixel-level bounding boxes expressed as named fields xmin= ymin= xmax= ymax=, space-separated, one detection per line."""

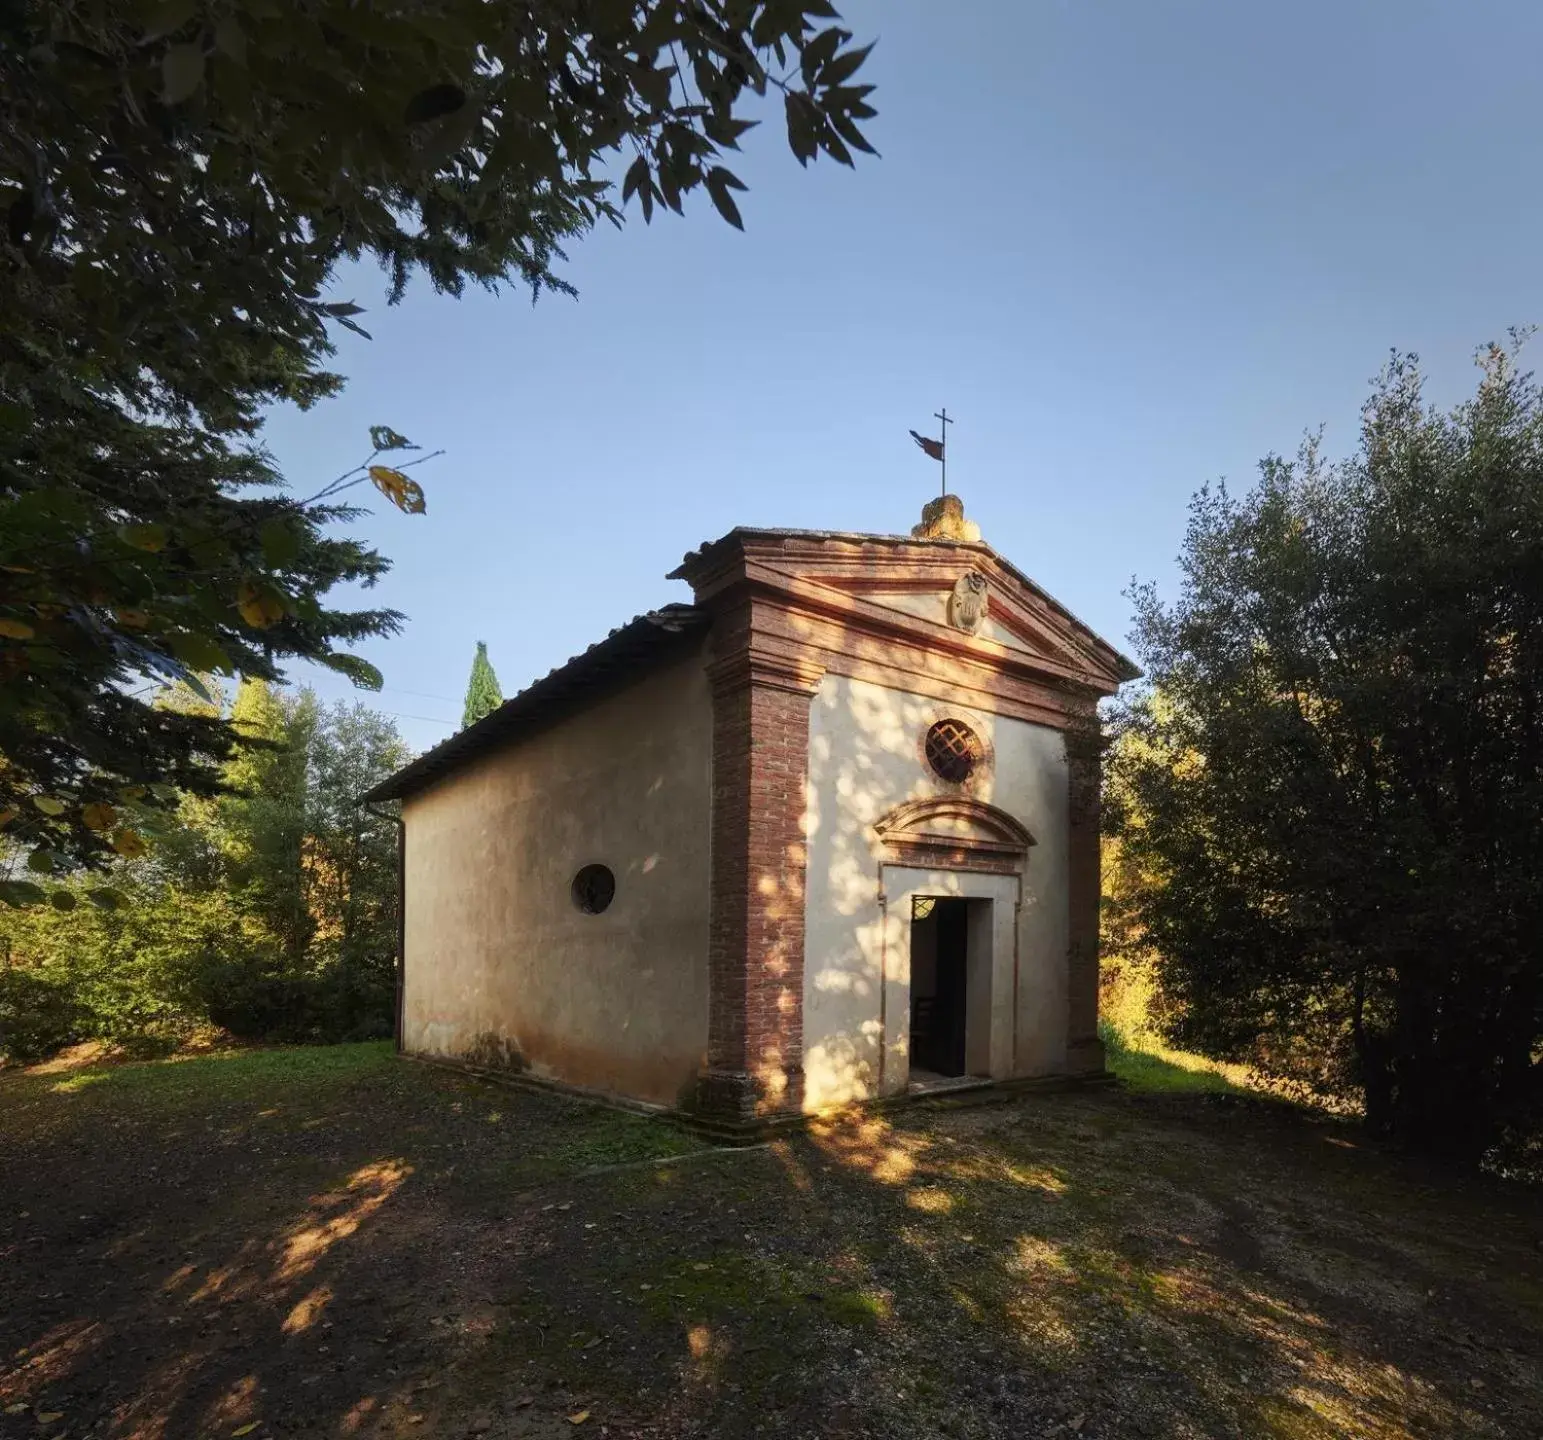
xmin=304 ymin=701 xmax=410 ymax=1031
xmin=461 ymin=640 xmax=504 ymax=728
xmin=1 ymin=2 xmax=876 ymax=893
xmin=219 ymin=679 xmax=316 ymax=964
xmin=0 ymin=416 xmax=412 ymax=899
xmin=0 ymin=683 xmax=412 ymax=1057
xmin=1109 ymin=338 xmax=1543 ymax=1169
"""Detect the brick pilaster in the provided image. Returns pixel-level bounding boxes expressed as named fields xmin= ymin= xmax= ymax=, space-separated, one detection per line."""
xmin=697 ymin=622 xmax=823 ymax=1124
xmin=1065 ymin=719 xmax=1106 ymax=1074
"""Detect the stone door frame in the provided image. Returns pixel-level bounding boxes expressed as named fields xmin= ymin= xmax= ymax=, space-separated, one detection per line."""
xmin=876 ymin=867 xmax=1023 ymax=1095
xmin=871 ymin=795 xmax=1035 ymax=1096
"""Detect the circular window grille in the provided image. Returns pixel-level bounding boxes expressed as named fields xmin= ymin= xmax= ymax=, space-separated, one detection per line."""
xmin=570 ymin=863 xmax=616 ymax=915
xmin=925 ymin=718 xmax=984 ymax=784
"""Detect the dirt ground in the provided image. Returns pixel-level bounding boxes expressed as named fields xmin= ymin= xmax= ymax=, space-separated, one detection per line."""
xmin=1 ymin=1043 xmax=1539 ymax=1440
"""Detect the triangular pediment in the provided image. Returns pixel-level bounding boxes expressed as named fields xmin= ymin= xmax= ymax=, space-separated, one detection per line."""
xmin=673 ymin=530 xmax=1136 ymax=694
xmin=835 ymin=585 xmax=1090 ymax=672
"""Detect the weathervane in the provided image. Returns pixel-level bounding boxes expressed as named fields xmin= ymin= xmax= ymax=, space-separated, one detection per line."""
xmin=909 ymin=407 xmax=952 ymax=496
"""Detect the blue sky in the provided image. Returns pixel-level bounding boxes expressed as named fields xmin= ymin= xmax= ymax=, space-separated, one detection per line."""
xmin=262 ymin=0 xmax=1543 ymax=752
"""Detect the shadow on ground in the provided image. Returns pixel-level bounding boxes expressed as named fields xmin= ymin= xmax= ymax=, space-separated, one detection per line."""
xmin=0 ymin=1043 xmax=1538 ymax=1439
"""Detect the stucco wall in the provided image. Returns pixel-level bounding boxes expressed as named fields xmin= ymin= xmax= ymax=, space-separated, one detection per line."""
xmin=401 ymin=650 xmax=712 ymax=1107
xmin=802 ymin=672 xmax=1071 ymax=1110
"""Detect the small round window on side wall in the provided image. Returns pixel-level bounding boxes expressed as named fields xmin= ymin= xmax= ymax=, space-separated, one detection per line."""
xmin=571 ymin=863 xmax=616 ymax=915
xmin=925 ymin=718 xmax=984 ymax=784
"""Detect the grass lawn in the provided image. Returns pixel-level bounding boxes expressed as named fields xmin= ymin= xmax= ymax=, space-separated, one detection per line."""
xmin=1099 ymin=1023 xmax=1250 ymax=1097
xmin=1 ymin=1043 xmax=1539 ymax=1440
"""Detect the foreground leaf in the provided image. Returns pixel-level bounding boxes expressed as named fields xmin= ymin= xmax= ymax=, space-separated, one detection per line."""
xmin=706 ymin=167 xmax=747 ymax=230
xmin=237 ymin=580 xmax=287 ymax=629
xmin=369 ymin=425 xmax=416 ymax=451
xmin=260 ymin=518 xmax=303 ymax=567
xmin=161 ymin=42 xmax=205 ymax=103
xmin=111 ymin=828 xmax=150 ymax=859
xmin=170 ymin=630 xmax=233 ymax=674
xmin=82 ymin=802 xmax=118 ymax=831
xmin=405 ymin=83 xmax=466 ymax=124
xmin=120 ymin=522 xmax=168 ymax=553
xmin=0 ymin=880 xmax=45 ymax=908
xmin=320 ymin=653 xmax=385 ymax=690
xmin=368 ymin=466 xmax=427 ymax=515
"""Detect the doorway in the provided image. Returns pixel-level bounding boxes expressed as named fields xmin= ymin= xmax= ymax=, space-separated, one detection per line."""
xmin=909 ymin=896 xmax=971 ymax=1077
xmin=877 ymin=866 xmax=1018 ymax=1098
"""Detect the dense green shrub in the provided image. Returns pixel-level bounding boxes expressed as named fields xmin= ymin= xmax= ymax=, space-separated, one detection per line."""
xmin=0 ymin=683 xmax=405 ymax=1062
xmin=1109 ymin=341 xmax=1543 ymax=1169
xmin=0 ymin=965 xmax=81 ymax=1062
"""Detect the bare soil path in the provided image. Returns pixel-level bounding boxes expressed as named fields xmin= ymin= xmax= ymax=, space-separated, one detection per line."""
xmin=1 ymin=1043 xmax=1538 ymax=1440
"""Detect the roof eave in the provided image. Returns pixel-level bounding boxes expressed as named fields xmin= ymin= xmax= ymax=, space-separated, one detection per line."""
xmin=360 ymin=606 xmax=708 ymax=806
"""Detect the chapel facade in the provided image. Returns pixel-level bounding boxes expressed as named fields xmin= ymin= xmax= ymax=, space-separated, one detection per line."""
xmin=365 ymin=497 xmax=1138 ymax=1128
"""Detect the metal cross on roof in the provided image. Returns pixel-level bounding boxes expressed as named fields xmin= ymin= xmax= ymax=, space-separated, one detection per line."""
xmin=907 ymin=406 xmax=954 ymax=496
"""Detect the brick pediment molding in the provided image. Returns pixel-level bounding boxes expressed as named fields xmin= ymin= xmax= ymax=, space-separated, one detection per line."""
xmin=671 ymin=530 xmax=1138 ymax=730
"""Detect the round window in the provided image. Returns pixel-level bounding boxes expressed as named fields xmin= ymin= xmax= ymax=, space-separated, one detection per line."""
xmin=925 ymin=718 xmax=984 ymax=784
xmin=570 ymin=863 xmax=616 ymax=915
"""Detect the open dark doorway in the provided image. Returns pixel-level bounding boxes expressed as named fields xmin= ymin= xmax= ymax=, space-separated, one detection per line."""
xmin=909 ymin=896 xmax=969 ymax=1077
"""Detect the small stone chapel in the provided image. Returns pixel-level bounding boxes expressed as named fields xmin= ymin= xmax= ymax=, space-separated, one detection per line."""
xmin=365 ymin=495 xmax=1138 ymax=1128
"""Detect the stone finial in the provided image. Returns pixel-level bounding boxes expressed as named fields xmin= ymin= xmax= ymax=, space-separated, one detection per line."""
xmin=911 ymin=493 xmax=981 ymax=543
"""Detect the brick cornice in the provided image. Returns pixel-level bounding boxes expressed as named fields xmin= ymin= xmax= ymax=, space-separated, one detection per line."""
xmin=705 ymin=647 xmax=825 ymax=698
xmin=672 ymin=529 xmax=1138 ymax=695
xmin=681 ymin=543 xmax=1117 ymax=732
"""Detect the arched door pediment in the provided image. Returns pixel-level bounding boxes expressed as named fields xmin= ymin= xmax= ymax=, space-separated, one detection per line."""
xmin=873 ymin=797 xmax=1034 ymax=876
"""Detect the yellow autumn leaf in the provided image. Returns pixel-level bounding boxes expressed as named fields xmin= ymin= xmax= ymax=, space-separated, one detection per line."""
xmin=368 ymin=464 xmax=405 ymax=501
xmin=237 ymin=580 xmax=286 ymax=629
xmin=368 ymin=465 xmax=427 ymax=515
xmin=31 ymin=795 xmax=67 ymax=816
xmin=567 ymin=1412 xmax=590 ymax=1426
xmin=232 ymin=1424 xmax=260 ymax=1437
xmin=82 ymin=802 xmax=117 ymax=831
xmin=36 ymin=1414 xmax=63 ymax=1425
xmin=0 ymin=617 xmax=34 ymax=640
xmin=111 ymin=828 xmax=149 ymax=858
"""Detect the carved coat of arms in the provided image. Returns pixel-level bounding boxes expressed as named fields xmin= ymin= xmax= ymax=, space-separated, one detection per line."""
xmin=948 ymin=571 xmax=989 ymax=634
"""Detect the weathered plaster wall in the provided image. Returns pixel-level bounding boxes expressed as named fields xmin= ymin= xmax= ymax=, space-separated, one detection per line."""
xmin=401 ymin=651 xmax=712 ymax=1106
xmin=802 ymin=672 xmax=1071 ymax=1110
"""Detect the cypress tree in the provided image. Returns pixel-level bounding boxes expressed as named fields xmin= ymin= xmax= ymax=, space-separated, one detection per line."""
xmin=461 ymin=642 xmax=504 ymax=728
